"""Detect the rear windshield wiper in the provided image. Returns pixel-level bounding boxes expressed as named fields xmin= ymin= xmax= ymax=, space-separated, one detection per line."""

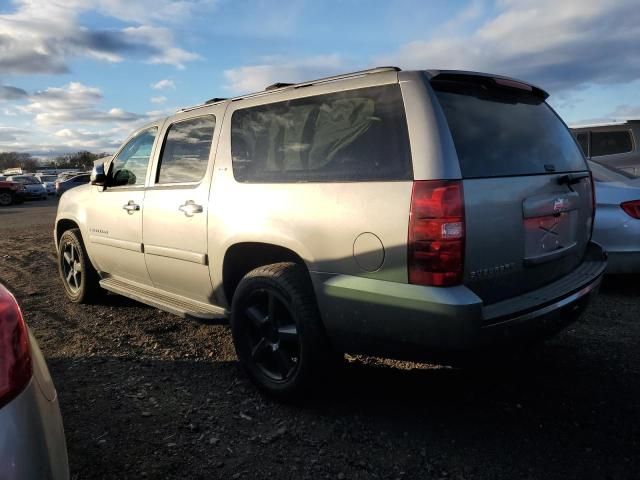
xmin=557 ymin=172 xmax=590 ymax=185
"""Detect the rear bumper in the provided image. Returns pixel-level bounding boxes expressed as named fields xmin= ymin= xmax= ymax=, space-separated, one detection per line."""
xmin=316 ymin=242 xmax=606 ymax=357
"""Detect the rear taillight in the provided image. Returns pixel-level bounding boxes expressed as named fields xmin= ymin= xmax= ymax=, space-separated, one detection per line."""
xmin=621 ymin=200 xmax=640 ymax=219
xmin=0 ymin=285 xmax=32 ymax=408
xmin=408 ymin=180 xmax=465 ymax=287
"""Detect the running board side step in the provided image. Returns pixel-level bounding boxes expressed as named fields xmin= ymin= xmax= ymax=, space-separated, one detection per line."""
xmin=99 ymin=277 xmax=228 ymax=320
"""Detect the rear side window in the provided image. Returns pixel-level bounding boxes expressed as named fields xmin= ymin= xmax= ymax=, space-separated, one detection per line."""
xmin=157 ymin=116 xmax=216 ymax=184
xmin=230 ymin=84 xmax=412 ymax=183
xmin=432 ymin=80 xmax=586 ymax=178
xmin=590 ymin=131 xmax=633 ymax=157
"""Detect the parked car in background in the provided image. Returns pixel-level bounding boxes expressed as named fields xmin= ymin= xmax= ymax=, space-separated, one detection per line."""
xmin=572 ymin=120 xmax=640 ymax=176
xmin=37 ymin=174 xmax=60 ymax=195
xmin=0 ymin=179 xmax=26 ymax=206
xmin=6 ymin=175 xmax=47 ymax=200
xmin=55 ymin=173 xmax=91 ymax=197
xmin=0 ymin=284 xmax=69 ymax=479
xmin=589 ymin=160 xmax=640 ymax=273
xmin=55 ymin=67 xmax=606 ymax=399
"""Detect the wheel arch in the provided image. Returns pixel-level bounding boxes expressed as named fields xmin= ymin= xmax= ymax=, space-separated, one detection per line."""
xmin=222 ymin=242 xmax=312 ymax=308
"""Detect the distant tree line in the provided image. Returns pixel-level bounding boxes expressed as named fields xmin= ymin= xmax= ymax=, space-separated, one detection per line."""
xmin=0 ymin=152 xmax=38 ymax=172
xmin=0 ymin=151 xmax=112 ymax=172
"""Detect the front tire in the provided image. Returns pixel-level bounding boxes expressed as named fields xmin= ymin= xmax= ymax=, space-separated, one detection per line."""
xmin=230 ymin=262 xmax=335 ymax=401
xmin=58 ymin=228 xmax=102 ymax=303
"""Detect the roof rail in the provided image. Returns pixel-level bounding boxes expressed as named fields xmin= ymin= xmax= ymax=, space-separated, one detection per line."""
xmin=260 ymin=66 xmax=400 ymax=94
xmin=177 ymin=66 xmax=400 ymax=114
xmin=265 ymin=82 xmax=294 ymax=91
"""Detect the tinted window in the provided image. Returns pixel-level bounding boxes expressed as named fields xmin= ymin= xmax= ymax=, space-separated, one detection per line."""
xmin=432 ymin=80 xmax=586 ymax=178
xmin=231 ymin=85 xmax=412 ymax=183
xmin=590 ymin=131 xmax=633 ymax=157
xmin=576 ymin=133 xmax=589 ymax=156
xmin=72 ymin=175 xmax=90 ymax=183
xmin=157 ymin=116 xmax=216 ymax=184
xmin=111 ymin=127 xmax=157 ymax=186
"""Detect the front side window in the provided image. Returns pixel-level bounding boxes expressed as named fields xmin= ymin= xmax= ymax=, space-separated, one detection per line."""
xmin=156 ymin=116 xmax=216 ymax=184
xmin=231 ymin=84 xmax=412 ymax=183
xmin=111 ymin=127 xmax=158 ymax=187
xmin=590 ymin=130 xmax=633 ymax=157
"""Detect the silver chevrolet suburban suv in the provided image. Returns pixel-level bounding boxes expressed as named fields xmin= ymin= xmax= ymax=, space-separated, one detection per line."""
xmin=55 ymin=67 xmax=606 ymax=399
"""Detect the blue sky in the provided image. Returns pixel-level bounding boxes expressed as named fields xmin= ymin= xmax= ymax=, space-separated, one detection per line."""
xmin=0 ymin=0 xmax=639 ymax=157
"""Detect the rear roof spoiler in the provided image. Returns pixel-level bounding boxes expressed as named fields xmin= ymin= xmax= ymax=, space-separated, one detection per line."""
xmin=425 ymin=70 xmax=549 ymax=100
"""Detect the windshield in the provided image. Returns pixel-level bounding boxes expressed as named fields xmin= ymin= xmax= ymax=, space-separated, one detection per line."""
xmin=589 ymin=160 xmax=639 ymax=182
xmin=41 ymin=175 xmax=57 ymax=182
xmin=432 ymin=79 xmax=586 ymax=178
xmin=12 ymin=176 xmax=40 ymax=184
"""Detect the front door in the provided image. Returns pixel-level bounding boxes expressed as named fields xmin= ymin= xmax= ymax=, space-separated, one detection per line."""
xmin=142 ymin=114 xmax=218 ymax=302
xmin=87 ymin=126 xmax=160 ymax=285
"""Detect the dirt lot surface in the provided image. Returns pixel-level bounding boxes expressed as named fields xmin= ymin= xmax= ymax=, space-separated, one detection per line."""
xmin=1 ymin=201 xmax=639 ymax=479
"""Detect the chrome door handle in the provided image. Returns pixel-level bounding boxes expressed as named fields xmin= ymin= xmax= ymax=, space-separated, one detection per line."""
xmin=179 ymin=200 xmax=203 ymax=217
xmin=122 ymin=201 xmax=140 ymax=214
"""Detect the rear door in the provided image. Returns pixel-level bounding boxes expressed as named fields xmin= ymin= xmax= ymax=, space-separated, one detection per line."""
xmin=430 ymin=75 xmax=593 ymax=304
xmin=142 ymin=111 xmax=220 ymax=302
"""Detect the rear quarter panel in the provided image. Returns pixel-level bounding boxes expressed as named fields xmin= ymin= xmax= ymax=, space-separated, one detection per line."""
xmin=208 ymin=75 xmax=417 ymax=307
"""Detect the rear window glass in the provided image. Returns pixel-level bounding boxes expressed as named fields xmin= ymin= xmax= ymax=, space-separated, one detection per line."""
xmin=231 ymin=84 xmax=412 ymax=183
xmin=432 ymin=80 xmax=586 ymax=178
xmin=590 ymin=131 xmax=633 ymax=157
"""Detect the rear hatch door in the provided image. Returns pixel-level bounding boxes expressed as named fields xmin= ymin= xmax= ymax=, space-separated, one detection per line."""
xmin=430 ymin=74 xmax=593 ymax=304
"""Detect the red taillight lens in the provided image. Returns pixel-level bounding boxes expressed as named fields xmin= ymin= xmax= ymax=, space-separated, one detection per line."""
xmin=408 ymin=180 xmax=465 ymax=287
xmin=621 ymin=200 xmax=640 ymax=219
xmin=0 ymin=285 xmax=32 ymax=408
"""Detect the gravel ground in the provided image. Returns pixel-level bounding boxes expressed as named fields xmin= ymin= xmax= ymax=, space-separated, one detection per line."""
xmin=1 ymin=203 xmax=639 ymax=479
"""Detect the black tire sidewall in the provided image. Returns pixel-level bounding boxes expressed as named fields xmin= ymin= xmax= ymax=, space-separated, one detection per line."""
xmin=231 ymin=264 xmax=324 ymax=399
xmin=58 ymin=229 xmax=90 ymax=303
xmin=0 ymin=191 xmax=13 ymax=206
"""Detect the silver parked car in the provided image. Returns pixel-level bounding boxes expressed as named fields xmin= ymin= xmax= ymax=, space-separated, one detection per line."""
xmin=589 ymin=160 xmax=640 ymax=273
xmin=572 ymin=120 xmax=640 ymax=176
xmin=54 ymin=67 xmax=606 ymax=399
xmin=38 ymin=175 xmax=59 ymax=195
xmin=0 ymin=283 xmax=69 ymax=479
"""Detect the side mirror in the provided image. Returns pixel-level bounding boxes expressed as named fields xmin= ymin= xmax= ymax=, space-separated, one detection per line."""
xmin=90 ymin=161 xmax=107 ymax=186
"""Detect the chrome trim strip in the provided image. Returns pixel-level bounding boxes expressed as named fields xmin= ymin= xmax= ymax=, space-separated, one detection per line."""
xmin=144 ymin=244 xmax=207 ymax=265
xmin=89 ymin=235 xmax=142 ymax=253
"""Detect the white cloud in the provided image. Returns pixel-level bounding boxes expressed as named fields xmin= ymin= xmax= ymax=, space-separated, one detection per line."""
xmin=0 ymin=82 xmax=151 ymax=155
xmin=151 ymin=79 xmax=176 ymax=90
xmin=150 ymin=96 xmax=167 ymax=104
xmin=376 ymin=0 xmax=640 ymax=92
xmin=223 ymin=54 xmax=346 ymax=94
xmin=0 ymin=0 xmax=202 ymax=74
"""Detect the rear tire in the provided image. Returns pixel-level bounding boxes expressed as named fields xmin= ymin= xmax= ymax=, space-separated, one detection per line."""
xmin=58 ymin=228 xmax=102 ymax=303
xmin=230 ymin=262 xmax=337 ymax=401
xmin=0 ymin=191 xmax=14 ymax=206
